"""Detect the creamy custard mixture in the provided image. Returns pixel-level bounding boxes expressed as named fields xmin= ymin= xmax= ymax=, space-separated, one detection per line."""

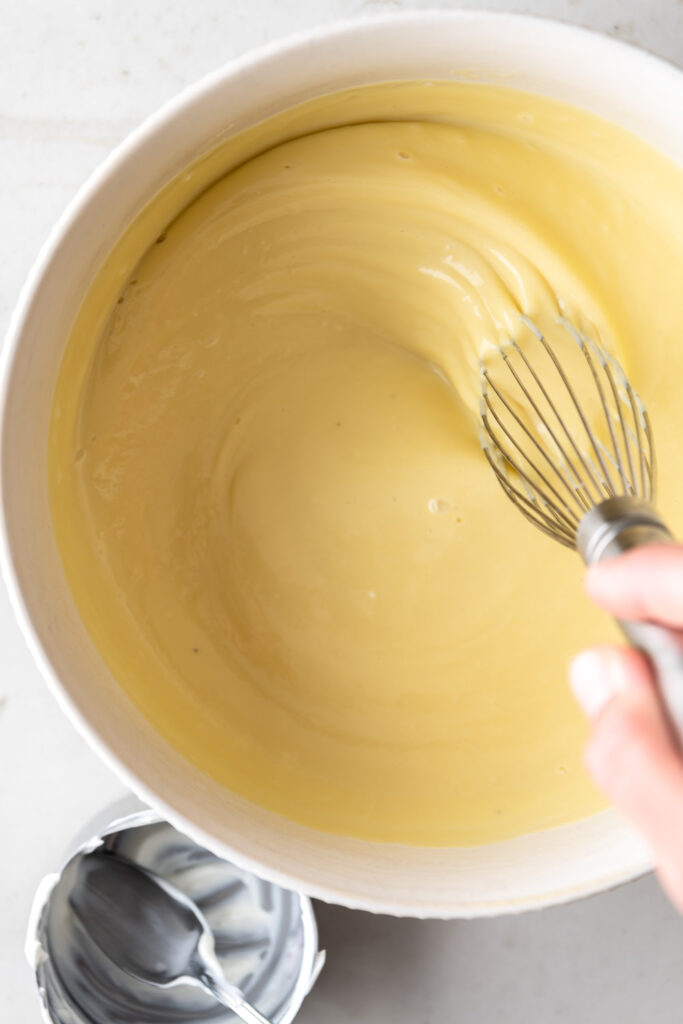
xmin=49 ymin=83 xmax=683 ymax=844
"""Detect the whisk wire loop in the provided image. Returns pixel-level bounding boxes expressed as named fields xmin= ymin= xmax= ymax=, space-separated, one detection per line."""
xmin=481 ymin=374 xmax=585 ymax=519
xmin=509 ymin=337 xmax=604 ymax=507
xmin=497 ymin=348 xmax=594 ymax=510
xmin=601 ymin=358 xmax=636 ymax=494
xmin=480 ymin=316 xmax=655 ymax=548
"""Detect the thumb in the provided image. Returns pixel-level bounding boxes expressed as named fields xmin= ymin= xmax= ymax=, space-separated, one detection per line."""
xmin=570 ymin=645 xmax=683 ymax=911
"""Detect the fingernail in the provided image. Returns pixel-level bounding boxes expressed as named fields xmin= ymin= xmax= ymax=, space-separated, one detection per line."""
xmin=569 ymin=648 xmax=623 ymax=719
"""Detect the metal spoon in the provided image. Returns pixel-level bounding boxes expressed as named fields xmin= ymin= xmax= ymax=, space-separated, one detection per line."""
xmin=69 ymin=848 xmax=273 ymax=1024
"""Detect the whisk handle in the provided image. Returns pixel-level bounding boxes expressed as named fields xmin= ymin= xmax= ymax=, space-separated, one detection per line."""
xmin=577 ymin=496 xmax=683 ymax=748
xmin=617 ymin=620 xmax=683 ymax=745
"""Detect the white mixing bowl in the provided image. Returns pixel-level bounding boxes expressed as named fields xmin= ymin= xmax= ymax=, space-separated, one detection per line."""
xmin=3 ymin=11 xmax=682 ymax=917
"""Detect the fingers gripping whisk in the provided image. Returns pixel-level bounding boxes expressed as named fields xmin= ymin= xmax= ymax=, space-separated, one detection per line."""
xmin=479 ymin=317 xmax=656 ymax=548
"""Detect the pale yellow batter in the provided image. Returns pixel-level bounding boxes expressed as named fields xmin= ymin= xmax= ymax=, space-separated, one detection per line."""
xmin=49 ymin=83 xmax=683 ymax=844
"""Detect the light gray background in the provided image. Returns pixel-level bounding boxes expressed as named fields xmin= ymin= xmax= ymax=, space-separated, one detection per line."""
xmin=2 ymin=1 xmax=683 ymax=1021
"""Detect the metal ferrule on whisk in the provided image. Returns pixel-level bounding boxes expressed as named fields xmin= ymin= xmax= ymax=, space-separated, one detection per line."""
xmin=577 ymin=496 xmax=672 ymax=565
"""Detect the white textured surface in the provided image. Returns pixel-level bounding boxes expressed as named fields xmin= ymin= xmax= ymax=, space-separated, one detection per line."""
xmin=2 ymin=2 xmax=683 ymax=1021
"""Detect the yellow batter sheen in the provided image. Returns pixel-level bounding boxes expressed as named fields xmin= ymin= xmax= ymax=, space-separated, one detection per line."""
xmin=49 ymin=83 xmax=683 ymax=844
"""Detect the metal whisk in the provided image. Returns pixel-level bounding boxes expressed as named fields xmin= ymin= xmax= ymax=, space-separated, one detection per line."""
xmin=480 ymin=315 xmax=683 ymax=743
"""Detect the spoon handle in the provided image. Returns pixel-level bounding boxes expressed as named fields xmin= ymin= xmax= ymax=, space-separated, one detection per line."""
xmin=199 ymin=968 xmax=273 ymax=1024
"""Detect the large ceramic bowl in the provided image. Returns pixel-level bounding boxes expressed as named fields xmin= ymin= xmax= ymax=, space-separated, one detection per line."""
xmin=3 ymin=11 xmax=682 ymax=917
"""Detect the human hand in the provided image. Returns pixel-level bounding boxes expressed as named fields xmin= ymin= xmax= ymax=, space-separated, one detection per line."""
xmin=569 ymin=545 xmax=683 ymax=911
